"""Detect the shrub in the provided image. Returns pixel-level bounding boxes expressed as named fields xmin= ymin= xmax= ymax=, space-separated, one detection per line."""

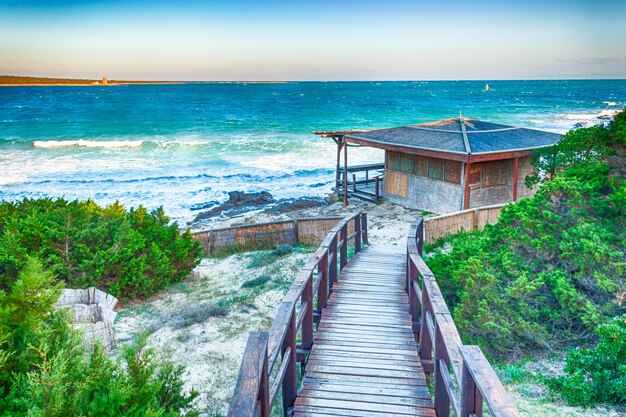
xmin=0 ymin=259 xmax=198 ymax=416
xmin=425 ymin=110 xmax=626 ymax=356
xmin=551 ymin=316 xmax=626 ymax=406
xmin=241 ymin=274 xmax=271 ymax=288
xmin=0 ymin=198 xmax=202 ymax=299
xmin=247 ymin=245 xmax=294 ymax=268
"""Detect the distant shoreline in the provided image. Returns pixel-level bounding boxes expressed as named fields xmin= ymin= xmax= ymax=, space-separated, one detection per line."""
xmin=0 ymin=83 xmax=186 ymax=87
xmin=0 ymin=75 xmax=292 ymax=86
xmin=0 ymin=75 xmax=187 ymax=86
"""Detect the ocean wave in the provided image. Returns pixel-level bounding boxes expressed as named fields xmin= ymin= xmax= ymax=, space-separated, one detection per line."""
xmin=34 ymin=139 xmax=144 ymax=149
xmin=603 ymin=101 xmax=622 ymax=107
xmin=0 ymin=175 xmax=28 ymax=186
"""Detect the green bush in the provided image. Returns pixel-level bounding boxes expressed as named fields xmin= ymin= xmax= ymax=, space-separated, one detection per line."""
xmin=0 ymin=198 xmax=201 ymax=299
xmin=551 ymin=316 xmax=626 ymax=406
xmin=426 ymin=110 xmax=626 ymax=356
xmin=0 ymin=258 xmax=198 ymax=416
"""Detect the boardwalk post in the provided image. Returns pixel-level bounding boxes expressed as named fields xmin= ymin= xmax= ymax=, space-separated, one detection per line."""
xmin=435 ymin=323 xmax=451 ymax=417
xmin=416 ymin=216 xmax=424 ymax=256
xmin=282 ymin=305 xmax=298 ymax=415
xmin=259 ymin=343 xmax=270 ymax=417
xmin=354 ymin=214 xmax=362 ymax=253
xmin=301 ymin=274 xmax=314 ymax=353
xmin=329 ymin=236 xmax=338 ymax=289
xmin=317 ymin=251 xmax=329 ymax=312
xmin=375 ymin=176 xmax=380 ymax=202
xmin=339 ymin=223 xmax=347 ymax=269
xmin=362 ymin=213 xmax=368 ymax=245
xmin=408 ymin=261 xmax=419 ymax=331
xmin=419 ymin=282 xmax=433 ymax=372
xmin=227 ymin=332 xmax=269 ymax=417
xmin=461 ymin=359 xmax=482 ymax=417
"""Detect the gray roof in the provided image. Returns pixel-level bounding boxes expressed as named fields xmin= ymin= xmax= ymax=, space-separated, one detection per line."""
xmin=345 ymin=118 xmax=561 ymax=155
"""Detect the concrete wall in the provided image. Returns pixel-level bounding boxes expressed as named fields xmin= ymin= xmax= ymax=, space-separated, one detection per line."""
xmin=383 ymin=168 xmax=464 ymax=214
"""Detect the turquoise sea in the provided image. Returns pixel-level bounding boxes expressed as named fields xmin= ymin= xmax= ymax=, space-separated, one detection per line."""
xmin=1 ymin=80 xmax=625 ymax=223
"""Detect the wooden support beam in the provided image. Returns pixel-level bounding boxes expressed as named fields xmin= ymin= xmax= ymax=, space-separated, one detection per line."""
xmin=512 ymin=157 xmax=519 ymax=201
xmin=463 ymin=162 xmax=471 ymax=210
xmin=341 ymin=147 xmax=348 ymax=203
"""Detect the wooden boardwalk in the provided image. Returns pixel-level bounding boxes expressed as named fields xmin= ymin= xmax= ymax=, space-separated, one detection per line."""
xmin=228 ymin=212 xmax=520 ymax=417
xmin=293 ymin=245 xmax=436 ymax=417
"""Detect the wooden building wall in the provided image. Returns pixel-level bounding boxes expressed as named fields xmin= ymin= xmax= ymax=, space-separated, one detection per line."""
xmin=383 ymin=151 xmax=464 ymax=213
xmin=383 ymin=151 xmax=537 ymax=214
xmin=468 ymin=156 xmax=534 ymax=208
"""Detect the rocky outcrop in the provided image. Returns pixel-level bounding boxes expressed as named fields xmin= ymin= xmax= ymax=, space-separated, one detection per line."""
xmin=264 ymin=197 xmax=328 ymax=215
xmin=191 ymin=191 xmax=276 ymax=223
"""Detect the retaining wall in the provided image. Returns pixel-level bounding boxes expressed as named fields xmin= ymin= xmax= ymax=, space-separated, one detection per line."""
xmin=423 ymin=204 xmax=505 ymax=244
xmin=192 ymin=217 xmax=346 ymax=254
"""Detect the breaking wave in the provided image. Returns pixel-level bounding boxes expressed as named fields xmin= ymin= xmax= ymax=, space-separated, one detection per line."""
xmin=34 ymin=139 xmax=144 ymax=149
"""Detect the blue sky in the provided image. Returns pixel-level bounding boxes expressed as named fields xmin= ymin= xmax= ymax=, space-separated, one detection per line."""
xmin=1 ymin=0 xmax=625 ymax=80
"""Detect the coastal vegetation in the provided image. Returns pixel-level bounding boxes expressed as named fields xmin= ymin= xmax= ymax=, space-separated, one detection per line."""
xmin=0 ymin=199 xmax=203 ymax=415
xmin=425 ymin=110 xmax=626 ymax=406
xmin=0 ymin=198 xmax=201 ymax=299
xmin=0 ymin=258 xmax=198 ymax=416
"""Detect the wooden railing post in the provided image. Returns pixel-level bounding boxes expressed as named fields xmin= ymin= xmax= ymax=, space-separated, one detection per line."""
xmin=408 ymin=261 xmax=419 ymax=331
xmin=354 ymin=214 xmax=362 ymax=253
xmin=362 ymin=213 xmax=368 ymax=245
xmin=281 ymin=307 xmax=298 ymax=415
xmin=435 ymin=323 xmax=451 ymax=417
xmin=461 ymin=360 xmax=482 ymax=417
xmin=301 ymin=274 xmax=314 ymax=353
xmin=227 ymin=332 xmax=269 ymax=417
xmin=329 ymin=235 xmax=338 ymax=289
xmin=352 ymin=174 xmax=357 ymax=192
xmin=416 ymin=216 xmax=424 ymax=256
xmin=419 ymin=284 xmax=433 ymax=372
xmin=339 ymin=224 xmax=347 ymax=269
xmin=317 ymin=252 xmax=329 ymax=313
xmin=259 ymin=344 xmax=270 ymax=417
xmin=375 ymin=176 xmax=380 ymax=202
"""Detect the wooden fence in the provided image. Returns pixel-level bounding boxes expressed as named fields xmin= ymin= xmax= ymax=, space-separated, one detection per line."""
xmin=407 ymin=217 xmax=520 ymax=417
xmin=227 ymin=212 xmax=368 ymax=417
xmin=424 ymin=204 xmax=505 ymax=244
xmin=192 ymin=217 xmax=351 ymax=254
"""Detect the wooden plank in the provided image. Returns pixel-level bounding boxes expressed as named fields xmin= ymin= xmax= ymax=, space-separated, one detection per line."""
xmin=294 ymin=397 xmax=435 ymax=416
xmin=300 ymin=381 xmax=431 ymax=399
xmin=294 ymin=406 xmax=435 ymax=417
xmin=307 ymin=358 xmax=421 ymax=373
xmin=298 ymin=389 xmax=434 ymax=408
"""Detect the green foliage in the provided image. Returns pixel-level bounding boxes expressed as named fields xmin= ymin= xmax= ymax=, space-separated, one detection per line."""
xmin=426 ymin=111 xmax=626 ymax=357
xmin=550 ymin=316 xmax=626 ymax=406
xmin=247 ymin=245 xmax=295 ymax=268
xmin=0 ymin=198 xmax=201 ymax=299
xmin=0 ymin=259 xmax=198 ymax=416
xmin=241 ymin=274 xmax=271 ymax=288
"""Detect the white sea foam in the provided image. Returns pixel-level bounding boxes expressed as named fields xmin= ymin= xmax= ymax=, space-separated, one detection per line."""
xmin=603 ymin=101 xmax=621 ymax=107
xmin=0 ymin=175 xmax=27 ymax=186
xmin=33 ymin=139 xmax=144 ymax=149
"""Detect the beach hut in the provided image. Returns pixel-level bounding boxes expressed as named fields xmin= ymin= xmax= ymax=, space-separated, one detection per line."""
xmin=317 ymin=117 xmax=561 ymax=214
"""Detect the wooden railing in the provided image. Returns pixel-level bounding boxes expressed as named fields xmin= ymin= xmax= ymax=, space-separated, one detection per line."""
xmin=407 ymin=217 xmax=521 ymax=417
xmin=336 ymin=163 xmax=384 ymax=203
xmin=227 ymin=211 xmax=368 ymax=417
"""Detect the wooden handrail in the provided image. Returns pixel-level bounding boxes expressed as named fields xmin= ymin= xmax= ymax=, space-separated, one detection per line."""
xmin=407 ymin=216 xmax=521 ymax=417
xmin=227 ymin=211 xmax=368 ymax=417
